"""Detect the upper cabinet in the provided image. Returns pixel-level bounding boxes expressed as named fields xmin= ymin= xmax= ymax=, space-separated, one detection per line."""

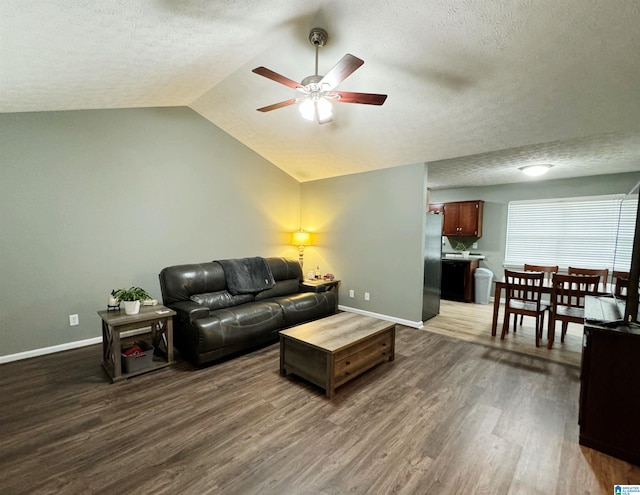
xmin=429 ymin=200 xmax=484 ymax=237
xmin=428 ymin=203 xmax=444 ymax=214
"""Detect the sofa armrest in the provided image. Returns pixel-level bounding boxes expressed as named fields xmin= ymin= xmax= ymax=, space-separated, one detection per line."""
xmin=299 ymin=282 xmax=328 ymax=293
xmin=169 ymin=300 xmax=210 ymax=322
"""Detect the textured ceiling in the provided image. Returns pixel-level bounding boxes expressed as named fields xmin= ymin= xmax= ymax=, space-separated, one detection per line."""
xmin=3 ymin=0 xmax=640 ymax=187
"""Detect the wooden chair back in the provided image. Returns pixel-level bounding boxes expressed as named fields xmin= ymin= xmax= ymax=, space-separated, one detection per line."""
xmin=613 ymin=270 xmax=630 ymax=299
xmin=524 ymin=264 xmax=558 ymax=285
xmin=548 ymin=273 xmax=600 ymax=348
xmin=567 ymin=266 xmax=609 ymax=291
xmin=502 ymin=270 xmax=547 ymax=347
xmin=505 ymin=270 xmax=545 ymax=308
xmin=551 ymin=274 xmax=600 ymax=311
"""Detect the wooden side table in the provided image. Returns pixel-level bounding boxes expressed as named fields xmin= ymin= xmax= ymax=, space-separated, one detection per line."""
xmin=97 ymin=305 xmax=176 ymax=383
xmin=301 ymin=279 xmax=340 ymax=291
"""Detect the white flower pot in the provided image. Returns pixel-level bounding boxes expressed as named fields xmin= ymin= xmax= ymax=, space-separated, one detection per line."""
xmin=123 ymin=300 xmax=141 ymax=315
xmin=462 ymin=250 xmax=470 ymax=258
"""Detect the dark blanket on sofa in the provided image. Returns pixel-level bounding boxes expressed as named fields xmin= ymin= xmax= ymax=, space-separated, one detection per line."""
xmin=217 ymin=257 xmax=275 ymax=294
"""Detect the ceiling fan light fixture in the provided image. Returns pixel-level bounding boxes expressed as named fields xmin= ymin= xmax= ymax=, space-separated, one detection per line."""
xmin=316 ymin=98 xmax=332 ymax=121
xmin=252 ymin=28 xmax=387 ymax=124
xmin=299 ymin=97 xmax=332 ymax=123
xmin=299 ymin=99 xmax=315 ymax=121
xmin=520 ymin=164 xmax=552 ymax=177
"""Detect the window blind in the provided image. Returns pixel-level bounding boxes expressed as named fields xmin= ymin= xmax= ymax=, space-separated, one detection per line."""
xmin=504 ymin=195 xmax=637 ymax=272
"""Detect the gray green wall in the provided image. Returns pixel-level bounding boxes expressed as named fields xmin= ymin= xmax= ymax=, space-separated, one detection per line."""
xmin=0 ymin=107 xmax=301 ymax=357
xmin=430 ymin=171 xmax=640 ymax=281
xmin=7 ymin=106 xmax=632 ymax=359
xmin=301 ymin=163 xmax=427 ymax=326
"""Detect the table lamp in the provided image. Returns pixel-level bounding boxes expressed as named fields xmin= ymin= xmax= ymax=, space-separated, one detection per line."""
xmin=291 ymin=230 xmax=312 ymax=268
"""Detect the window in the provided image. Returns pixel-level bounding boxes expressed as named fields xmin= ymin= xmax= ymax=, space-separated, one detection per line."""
xmin=505 ymin=195 xmax=637 ymax=272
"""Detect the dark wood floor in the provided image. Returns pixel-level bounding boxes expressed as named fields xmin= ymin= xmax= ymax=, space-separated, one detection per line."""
xmin=1 ymin=323 xmax=639 ymax=494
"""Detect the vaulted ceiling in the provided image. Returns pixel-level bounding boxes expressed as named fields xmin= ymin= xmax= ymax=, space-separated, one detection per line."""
xmin=3 ymin=1 xmax=640 ymax=188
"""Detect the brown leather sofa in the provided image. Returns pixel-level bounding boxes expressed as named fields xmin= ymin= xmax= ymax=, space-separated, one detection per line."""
xmin=159 ymin=257 xmax=337 ymax=365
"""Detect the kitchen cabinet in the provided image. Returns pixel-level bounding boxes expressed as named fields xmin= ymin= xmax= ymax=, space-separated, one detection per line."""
xmin=441 ymin=200 xmax=484 ymax=237
xmin=579 ymin=319 xmax=640 ymax=465
xmin=441 ymin=259 xmax=479 ymax=303
xmin=429 ymin=200 xmax=483 ymax=236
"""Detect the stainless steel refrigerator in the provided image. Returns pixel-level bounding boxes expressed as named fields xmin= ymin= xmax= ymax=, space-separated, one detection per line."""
xmin=422 ymin=212 xmax=443 ymax=322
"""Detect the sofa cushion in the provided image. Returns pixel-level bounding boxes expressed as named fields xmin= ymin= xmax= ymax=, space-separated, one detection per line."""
xmin=272 ymin=292 xmax=337 ymax=326
xmin=159 ymin=262 xmax=226 ymax=305
xmin=254 ymin=279 xmax=300 ymax=301
xmin=193 ymin=301 xmax=284 ymax=352
xmin=265 ymin=257 xmax=302 ymax=281
xmin=190 ymin=291 xmax=255 ymax=310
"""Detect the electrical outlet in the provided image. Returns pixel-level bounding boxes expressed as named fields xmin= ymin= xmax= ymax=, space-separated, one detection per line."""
xmin=69 ymin=314 xmax=79 ymax=326
xmin=472 ymin=242 xmax=478 ymax=249
xmin=349 ymin=289 xmax=355 ymax=298
xmin=364 ymin=292 xmax=370 ymax=301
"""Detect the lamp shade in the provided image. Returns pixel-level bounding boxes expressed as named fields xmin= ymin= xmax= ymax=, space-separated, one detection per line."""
xmin=291 ymin=230 xmax=311 ymax=246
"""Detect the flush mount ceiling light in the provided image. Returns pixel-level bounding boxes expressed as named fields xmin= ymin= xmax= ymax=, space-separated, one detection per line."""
xmin=520 ymin=164 xmax=552 ymax=177
xmin=252 ymin=28 xmax=387 ymax=124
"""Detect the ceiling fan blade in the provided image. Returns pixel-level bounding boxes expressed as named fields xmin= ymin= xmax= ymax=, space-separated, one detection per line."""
xmin=319 ymin=54 xmax=364 ymax=89
xmin=334 ymin=91 xmax=388 ymax=105
xmin=252 ymin=67 xmax=302 ymax=90
xmin=256 ymin=98 xmax=298 ymax=112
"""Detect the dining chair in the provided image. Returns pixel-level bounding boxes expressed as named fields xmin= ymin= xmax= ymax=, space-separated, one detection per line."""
xmin=520 ymin=264 xmax=558 ymax=324
xmin=501 ymin=270 xmax=548 ymax=348
xmin=548 ymin=273 xmax=600 ymax=349
xmin=567 ymin=266 xmax=609 ymax=292
xmin=524 ymin=264 xmax=558 ymax=284
xmin=613 ymin=270 xmax=630 ymax=299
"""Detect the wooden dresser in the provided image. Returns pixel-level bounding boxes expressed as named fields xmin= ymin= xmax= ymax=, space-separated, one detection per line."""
xmin=579 ymin=316 xmax=640 ymax=465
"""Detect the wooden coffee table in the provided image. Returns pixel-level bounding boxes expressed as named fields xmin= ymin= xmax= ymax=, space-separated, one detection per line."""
xmin=279 ymin=312 xmax=396 ymax=398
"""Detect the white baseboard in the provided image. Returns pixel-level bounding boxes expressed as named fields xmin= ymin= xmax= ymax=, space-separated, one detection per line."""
xmin=1 ymin=310 xmax=425 ymax=365
xmin=0 ymin=336 xmax=102 ymax=364
xmin=338 ymin=305 xmax=423 ymax=329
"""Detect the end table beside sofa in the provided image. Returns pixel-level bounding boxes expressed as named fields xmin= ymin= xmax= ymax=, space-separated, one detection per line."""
xmin=98 ymin=304 xmax=176 ymax=382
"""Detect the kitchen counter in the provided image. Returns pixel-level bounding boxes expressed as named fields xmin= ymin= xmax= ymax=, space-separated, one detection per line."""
xmin=442 ymin=253 xmax=486 ymax=260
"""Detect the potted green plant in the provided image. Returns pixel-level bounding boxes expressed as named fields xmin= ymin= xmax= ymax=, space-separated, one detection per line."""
xmin=454 ymin=241 xmax=471 ymax=259
xmin=111 ymin=287 xmax=152 ymax=315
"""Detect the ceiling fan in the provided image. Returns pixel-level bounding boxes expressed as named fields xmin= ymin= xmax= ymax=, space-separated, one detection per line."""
xmin=252 ymin=28 xmax=387 ymax=124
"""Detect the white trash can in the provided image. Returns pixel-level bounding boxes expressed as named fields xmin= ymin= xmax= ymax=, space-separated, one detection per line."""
xmin=474 ymin=268 xmax=493 ymax=304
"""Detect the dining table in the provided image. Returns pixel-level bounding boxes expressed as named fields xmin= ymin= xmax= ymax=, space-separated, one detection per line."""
xmin=490 ymin=278 xmax=612 ymax=347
